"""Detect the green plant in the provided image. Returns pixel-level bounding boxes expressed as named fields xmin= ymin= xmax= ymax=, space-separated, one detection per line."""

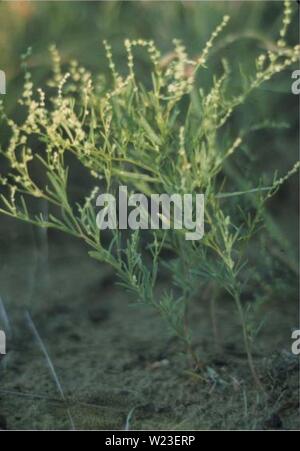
xmin=0 ymin=1 xmax=299 ymax=387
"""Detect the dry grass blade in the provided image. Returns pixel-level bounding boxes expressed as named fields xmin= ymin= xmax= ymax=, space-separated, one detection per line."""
xmin=124 ymin=407 xmax=136 ymax=431
xmin=25 ymin=311 xmax=76 ymax=430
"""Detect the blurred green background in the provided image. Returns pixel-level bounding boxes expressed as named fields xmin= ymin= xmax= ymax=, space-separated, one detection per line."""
xmin=0 ymin=0 xmax=298 ymax=254
xmin=0 ymin=1 xmax=298 ymax=101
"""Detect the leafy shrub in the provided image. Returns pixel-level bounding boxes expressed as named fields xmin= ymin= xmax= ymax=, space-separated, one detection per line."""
xmin=0 ymin=0 xmax=299 ymax=387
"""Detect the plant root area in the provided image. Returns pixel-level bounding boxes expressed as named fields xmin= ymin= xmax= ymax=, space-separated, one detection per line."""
xmin=0 ymin=222 xmax=299 ymax=430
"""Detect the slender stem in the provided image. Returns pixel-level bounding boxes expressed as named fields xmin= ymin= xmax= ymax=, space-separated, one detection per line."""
xmin=210 ymin=285 xmax=221 ymax=352
xmin=233 ymin=291 xmax=264 ymax=391
xmin=182 ymin=301 xmax=203 ymax=370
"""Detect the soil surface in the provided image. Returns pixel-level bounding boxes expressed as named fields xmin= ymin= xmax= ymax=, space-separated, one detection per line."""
xmin=0 ymin=217 xmax=299 ymax=430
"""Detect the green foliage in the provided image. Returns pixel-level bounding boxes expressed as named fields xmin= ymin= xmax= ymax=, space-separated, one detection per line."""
xmin=0 ymin=1 xmax=299 ymax=385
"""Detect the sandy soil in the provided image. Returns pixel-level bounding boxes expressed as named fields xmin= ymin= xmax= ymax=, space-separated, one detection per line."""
xmin=0 ymin=216 xmax=299 ymax=430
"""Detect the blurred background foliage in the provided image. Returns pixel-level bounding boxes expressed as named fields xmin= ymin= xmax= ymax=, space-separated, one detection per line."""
xmin=0 ymin=0 xmax=298 ymax=261
xmin=0 ymin=1 xmax=298 ymax=98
